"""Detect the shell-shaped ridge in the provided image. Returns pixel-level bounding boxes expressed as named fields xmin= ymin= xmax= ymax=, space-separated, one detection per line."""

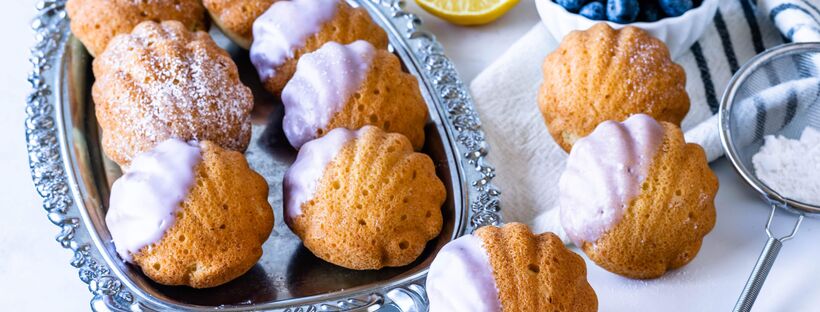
xmin=476 ymin=223 xmax=598 ymax=311
xmin=538 ymin=23 xmax=690 ymax=152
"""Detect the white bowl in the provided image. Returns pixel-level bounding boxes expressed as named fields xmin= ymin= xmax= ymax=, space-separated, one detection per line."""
xmin=534 ymin=0 xmax=719 ymax=59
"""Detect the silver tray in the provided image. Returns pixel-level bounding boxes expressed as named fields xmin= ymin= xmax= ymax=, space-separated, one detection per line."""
xmin=25 ymin=0 xmax=502 ymax=310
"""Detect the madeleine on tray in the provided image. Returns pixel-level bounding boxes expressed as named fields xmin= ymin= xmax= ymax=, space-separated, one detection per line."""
xmin=281 ymin=41 xmax=428 ymax=150
xmin=92 ymin=21 xmax=253 ymax=167
xmin=106 ymin=140 xmax=273 ymax=288
xmin=284 ymin=126 xmax=445 ymax=270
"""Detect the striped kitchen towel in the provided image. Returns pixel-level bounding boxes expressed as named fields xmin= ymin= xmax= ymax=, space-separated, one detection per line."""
xmin=469 ymin=0 xmax=820 ymax=242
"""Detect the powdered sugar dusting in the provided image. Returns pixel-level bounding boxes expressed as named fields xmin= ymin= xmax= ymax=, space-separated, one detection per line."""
xmin=94 ymin=21 xmax=252 ymax=164
xmin=623 ymin=39 xmax=666 ymax=110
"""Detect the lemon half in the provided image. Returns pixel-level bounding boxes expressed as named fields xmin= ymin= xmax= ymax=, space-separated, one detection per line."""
xmin=415 ymin=0 xmax=521 ymax=26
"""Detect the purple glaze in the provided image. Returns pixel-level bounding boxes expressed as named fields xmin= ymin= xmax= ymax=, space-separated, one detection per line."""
xmin=559 ymin=114 xmax=664 ymax=246
xmin=281 ymin=40 xmax=376 ymax=149
xmin=426 ymin=234 xmax=502 ymax=312
xmin=283 ymin=127 xmax=368 ymax=226
xmin=250 ymin=0 xmax=338 ymax=82
xmin=105 ymin=139 xmax=202 ymax=262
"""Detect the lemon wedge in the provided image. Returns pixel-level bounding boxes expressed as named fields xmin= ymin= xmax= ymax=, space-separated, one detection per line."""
xmin=415 ymin=0 xmax=520 ymax=26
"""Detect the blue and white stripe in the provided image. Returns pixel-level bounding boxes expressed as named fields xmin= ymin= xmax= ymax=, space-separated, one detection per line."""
xmin=767 ymin=0 xmax=820 ymax=41
xmin=674 ymin=0 xmax=819 ymax=161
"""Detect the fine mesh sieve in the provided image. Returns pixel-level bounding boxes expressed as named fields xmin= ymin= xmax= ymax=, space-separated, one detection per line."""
xmin=720 ymin=42 xmax=820 ymax=312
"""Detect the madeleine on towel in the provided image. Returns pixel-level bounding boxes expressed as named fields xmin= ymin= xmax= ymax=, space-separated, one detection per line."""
xmin=538 ymin=23 xmax=690 ymax=152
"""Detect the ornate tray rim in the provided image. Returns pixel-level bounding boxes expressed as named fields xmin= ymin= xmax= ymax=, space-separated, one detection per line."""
xmin=25 ymin=0 xmax=502 ymax=310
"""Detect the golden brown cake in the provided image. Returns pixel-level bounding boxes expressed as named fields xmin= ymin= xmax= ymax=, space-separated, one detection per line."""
xmin=538 ymin=23 xmax=690 ymax=152
xmin=426 ymin=223 xmax=597 ymax=312
xmin=203 ymin=0 xmax=277 ymax=49
xmin=284 ymin=126 xmax=445 ymax=270
xmin=250 ymin=0 xmax=389 ymax=94
xmin=93 ymin=21 xmax=253 ymax=167
xmin=66 ymin=0 xmax=207 ymax=56
xmin=281 ymin=41 xmax=428 ymax=150
xmin=106 ymin=140 xmax=273 ymax=288
xmin=559 ymin=114 xmax=717 ymax=279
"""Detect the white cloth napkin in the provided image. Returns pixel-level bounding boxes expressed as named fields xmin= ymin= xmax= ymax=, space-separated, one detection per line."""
xmin=469 ymin=0 xmax=820 ymax=242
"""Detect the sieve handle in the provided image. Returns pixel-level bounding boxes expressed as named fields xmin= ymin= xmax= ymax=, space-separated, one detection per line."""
xmin=733 ymin=205 xmax=803 ymax=312
xmin=733 ymin=237 xmax=782 ymax=312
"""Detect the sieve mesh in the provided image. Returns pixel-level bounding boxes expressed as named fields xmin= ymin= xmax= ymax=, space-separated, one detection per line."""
xmin=721 ymin=42 xmax=820 ymax=212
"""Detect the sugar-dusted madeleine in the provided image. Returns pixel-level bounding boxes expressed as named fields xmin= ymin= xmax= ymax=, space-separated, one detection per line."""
xmin=559 ymin=114 xmax=717 ymax=279
xmin=284 ymin=126 xmax=445 ymax=270
xmin=106 ymin=140 xmax=273 ymax=288
xmin=93 ymin=21 xmax=253 ymax=167
xmin=538 ymin=23 xmax=689 ymax=152
xmin=203 ymin=0 xmax=277 ymax=49
xmin=427 ymin=223 xmax=597 ymax=312
xmin=66 ymin=0 xmax=207 ymax=56
xmin=282 ymin=41 xmax=427 ymax=150
xmin=250 ymin=0 xmax=388 ymax=94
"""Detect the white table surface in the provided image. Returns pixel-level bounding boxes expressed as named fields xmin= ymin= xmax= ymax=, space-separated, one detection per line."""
xmin=1 ymin=1 xmax=818 ymax=311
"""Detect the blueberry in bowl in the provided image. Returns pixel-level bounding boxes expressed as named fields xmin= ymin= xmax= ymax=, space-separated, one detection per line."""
xmin=606 ymin=0 xmax=640 ymax=23
xmin=579 ymin=1 xmax=606 ymax=20
xmin=535 ymin=0 xmax=719 ymax=58
xmin=553 ymin=0 xmax=694 ymax=23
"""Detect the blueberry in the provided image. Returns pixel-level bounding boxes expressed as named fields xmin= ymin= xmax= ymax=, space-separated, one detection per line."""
xmin=638 ymin=0 xmax=664 ymax=22
xmin=607 ymin=0 xmax=639 ymax=23
xmin=580 ymin=1 xmax=607 ymax=20
xmin=659 ymin=0 xmax=693 ymax=17
xmin=555 ymin=0 xmax=587 ymax=12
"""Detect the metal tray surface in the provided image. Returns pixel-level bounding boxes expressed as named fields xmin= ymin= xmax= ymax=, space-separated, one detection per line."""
xmin=25 ymin=0 xmax=502 ymax=311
